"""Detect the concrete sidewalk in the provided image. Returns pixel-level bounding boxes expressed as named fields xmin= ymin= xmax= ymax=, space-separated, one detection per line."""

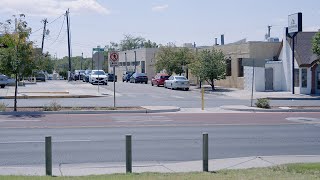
xmin=0 ymin=155 xmax=319 ymax=176
xmin=0 ymin=80 xmax=116 ymax=99
xmin=190 ymin=85 xmax=320 ymax=100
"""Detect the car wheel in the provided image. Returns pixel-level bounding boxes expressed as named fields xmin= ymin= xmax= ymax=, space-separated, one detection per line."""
xmin=157 ymin=83 xmax=160 ymax=87
xmin=151 ymin=82 xmax=154 ymax=86
xmin=0 ymin=85 xmax=5 ymax=88
xmin=185 ymin=88 xmax=189 ymax=91
xmin=145 ymin=81 xmax=148 ymax=84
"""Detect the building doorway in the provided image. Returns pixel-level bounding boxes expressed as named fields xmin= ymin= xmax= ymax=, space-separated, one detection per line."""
xmin=265 ymin=68 xmax=274 ymax=91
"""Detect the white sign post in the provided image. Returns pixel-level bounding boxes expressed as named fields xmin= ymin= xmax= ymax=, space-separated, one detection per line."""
xmin=109 ymin=52 xmax=119 ymax=108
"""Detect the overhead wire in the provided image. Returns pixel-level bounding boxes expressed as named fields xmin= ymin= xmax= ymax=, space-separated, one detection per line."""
xmin=48 ymin=15 xmax=66 ymax=46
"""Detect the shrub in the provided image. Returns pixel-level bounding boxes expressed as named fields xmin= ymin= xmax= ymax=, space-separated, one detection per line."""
xmin=255 ymin=98 xmax=270 ymax=109
xmin=0 ymin=102 xmax=7 ymax=111
xmin=43 ymin=101 xmax=62 ymax=111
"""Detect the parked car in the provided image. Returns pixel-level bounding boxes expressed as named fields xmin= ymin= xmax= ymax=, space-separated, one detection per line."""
xmin=89 ymin=70 xmax=108 ymax=85
xmin=74 ymin=70 xmax=85 ymax=80
xmin=122 ymin=72 xmax=134 ymax=82
xmin=0 ymin=74 xmax=8 ymax=88
xmin=83 ymin=70 xmax=92 ymax=82
xmin=35 ymin=72 xmax=46 ymax=82
xmin=151 ymin=74 xmax=170 ymax=87
xmin=107 ymin=73 xmax=117 ymax=82
xmin=130 ymin=73 xmax=148 ymax=84
xmin=164 ymin=76 xmax=190 ymax=91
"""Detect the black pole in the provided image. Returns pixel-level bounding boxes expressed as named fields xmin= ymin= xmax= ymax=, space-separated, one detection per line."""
xmin=41 ymin=19 xmax=47 ymax=55
xmin=66 ymin=9 xmax=72 ymax=80
xmin=92 ymin=50 xmax=94 ymax=70
xmin=292 ymin=36 xmax=295 ymax=94
xmin=81 ymin=52 xmax=83 ymax=70
xmin=125 ymin=52 xmax=127 ymax=72
xmin=134 ymin=51 xmax=137 ymax=72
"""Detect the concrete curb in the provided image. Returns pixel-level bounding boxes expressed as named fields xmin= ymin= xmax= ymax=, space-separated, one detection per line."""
xmin=266 ymin=97 xmax=320 ymax=100
xmin=0 ymin=107 xmax=181 ymax=115
xmin=0 ymin=95 xmax=106 ymax=99
xmin=220 ymin=105 xmax=320 ymax=112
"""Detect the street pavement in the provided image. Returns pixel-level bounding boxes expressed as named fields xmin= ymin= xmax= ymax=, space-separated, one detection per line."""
xmin=1 ymin=81 xmax=320 ymax=176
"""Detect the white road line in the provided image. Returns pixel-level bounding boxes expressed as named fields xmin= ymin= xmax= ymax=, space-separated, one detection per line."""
xmin=171 ymin=95 xmax=184 ymax=99
xmin=0 ymin=140 xmax=92 ymax=144
xmin=0 ymin=120 xmax=41 ymax=122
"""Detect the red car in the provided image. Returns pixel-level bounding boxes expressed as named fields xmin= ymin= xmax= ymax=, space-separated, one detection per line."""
xmin=151 ymin=74 xmax=170 ymax=87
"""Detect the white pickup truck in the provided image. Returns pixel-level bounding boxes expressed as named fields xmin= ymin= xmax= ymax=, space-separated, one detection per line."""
xmin=0 ymin=74 xmax=8 ymax=88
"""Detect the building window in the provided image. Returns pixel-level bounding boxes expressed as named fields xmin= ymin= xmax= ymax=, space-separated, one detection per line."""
xmin=301 ymin=69 xmax=307 ymax=88
xmin=238 ymin=58 xmax=243 ymax=77
xmin=141 ymin=61 xmax=145 ymax=73
xmin=294 ymin=69 xmax=299 ymax=87
xmin=226 ymin=59 xmax=232 ymax=76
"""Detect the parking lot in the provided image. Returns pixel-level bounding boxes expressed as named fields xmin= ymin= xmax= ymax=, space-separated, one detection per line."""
xmin=0 ymin=80 xmax=250 ymax=108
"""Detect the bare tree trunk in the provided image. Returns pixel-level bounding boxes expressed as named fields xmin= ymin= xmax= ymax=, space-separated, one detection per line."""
xmin=14 ymin=73 xmax=18 ymax=111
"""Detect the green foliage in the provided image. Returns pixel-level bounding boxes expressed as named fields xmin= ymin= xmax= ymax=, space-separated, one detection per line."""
xmin=312 ymin=32 xmax=320 ymax=57
xmin=54 ymin=56 xmax=93 ymax=75
xmin=255 ymin=98 xmax=270 ymax=109
xmin=189 ymin=49 xmax=226 ymax=90
xmin=120 ymin=34 xmax=145 ymax=51
xmin=155 ymin=46 xmax=194 ymax=75
xmin=0 ymin=102 xmax=7 ymax=111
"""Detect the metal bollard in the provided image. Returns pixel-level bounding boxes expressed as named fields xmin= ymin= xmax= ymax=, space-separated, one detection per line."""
xmin=126 ymin=134 xmax=132 ymax=173
xmin=203 ymin=133 xmax=209 ymax=172
xmin=45 ymin=136 xmax=52 ymax=176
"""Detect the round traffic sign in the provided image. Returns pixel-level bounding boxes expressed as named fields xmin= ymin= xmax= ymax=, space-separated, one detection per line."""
xmin=110 ymin=52 xmax=119 ymax=62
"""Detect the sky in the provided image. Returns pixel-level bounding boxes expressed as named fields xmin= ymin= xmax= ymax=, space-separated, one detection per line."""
xmin=1 ymin=0 xmax=320 ymax=58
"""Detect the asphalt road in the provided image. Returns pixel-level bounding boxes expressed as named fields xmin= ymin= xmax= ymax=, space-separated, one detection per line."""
xmin=0 ymin=112 xmax=320 ymax=166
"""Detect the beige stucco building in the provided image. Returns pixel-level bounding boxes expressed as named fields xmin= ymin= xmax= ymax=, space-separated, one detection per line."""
xmin=108 ymin=48 xmax=159 ymax=80
xmin=190 ymin=41 xmax=281 ymax=89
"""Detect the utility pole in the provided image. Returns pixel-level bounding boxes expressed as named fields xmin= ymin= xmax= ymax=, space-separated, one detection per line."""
xmin=81 ymin=52 xmax=83 ymax=70
xmin=134 ymin=51 xmax=137 ymax=72
xmin=66 ymin=9 xmax=72 ymax=81
xmin=267 ymin=25 xmax=272 ymax=38
xmin=41 ymin=18 xmax=48 ymax=55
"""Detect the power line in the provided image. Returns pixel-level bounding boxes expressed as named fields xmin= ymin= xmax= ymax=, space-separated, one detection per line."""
xmin=47 ymin=13 xmax=64 ymax=26
xmin=48 ymin=15 xmax=65 ymax=46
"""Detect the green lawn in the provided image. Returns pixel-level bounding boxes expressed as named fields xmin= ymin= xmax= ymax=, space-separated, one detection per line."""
xmin=0 ymin=163 xmax=319 ymax=180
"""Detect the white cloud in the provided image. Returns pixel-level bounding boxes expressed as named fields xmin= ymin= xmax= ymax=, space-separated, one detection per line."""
xmin=0 ymin=0 xmax=110 ymax=17
xmin=152 ymin=4 xmax=169 ymax=12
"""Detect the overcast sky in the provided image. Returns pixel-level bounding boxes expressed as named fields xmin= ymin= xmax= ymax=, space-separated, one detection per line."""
xmin=1 ymin=0 xmax=319 ymax=58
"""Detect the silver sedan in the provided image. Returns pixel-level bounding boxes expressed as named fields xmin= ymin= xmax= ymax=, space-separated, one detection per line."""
xmin=164 ymin=76 xmax=190 ymax=91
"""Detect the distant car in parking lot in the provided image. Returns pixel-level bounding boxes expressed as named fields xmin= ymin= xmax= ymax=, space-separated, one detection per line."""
xmin=107 ymin=73 xmax=117 ymax=82
xmin=130 ymin=73 xmax=148 ymax=84
xmin=83 ymin=70 xmax=92 ymax=82
xmin=35 ymin=72 xmax=46 ymax=82
xmin=89 ymin=70 xmax=108 ymax=85
xmin=151 ymin=73 xmax=170 ymax=87
xmin=74 ymin=70 xmax=85 ymax=80
xmin=122 ymin=72 xmax=134 ymax=82
xmin=0 ymin=74 xmax=8 ymax=88
xmin=164 ymin=76 xmax=190 ymax=91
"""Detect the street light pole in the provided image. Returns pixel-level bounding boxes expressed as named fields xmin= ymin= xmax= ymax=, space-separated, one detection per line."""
xmin=81 ymin=52 xmax=83 ymax=70
xmin=134 ymin=51 xmax=137 ymax=72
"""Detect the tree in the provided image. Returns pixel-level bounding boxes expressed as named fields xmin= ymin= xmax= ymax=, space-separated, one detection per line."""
xmin=0 ymin=14 xmax=35 ymax=111
xmin=120 ymin=34 xmax=145 ymax=51
xmin=155 ymin=46 xmax=194 ymax=75
xmin=143 ymin=40 xmax=158 ymax=48
xmin=312 ymin=32 xmax=320 ymax=57
xmin=189 ymin=49 xmax=226 ymax=91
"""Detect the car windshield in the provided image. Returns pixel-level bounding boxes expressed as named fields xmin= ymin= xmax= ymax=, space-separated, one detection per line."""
xmin=175 ymin=77 xmax=187 ymax=80
xmin=92 ymin=71 xmax=105 ymax=75
xmin=161 ymin=76 xmax=170 ymax=79
xmin=136 ymin=73 xmax=146 ymax=76
xmin=79 ymin=70 xmax=85 ymax=73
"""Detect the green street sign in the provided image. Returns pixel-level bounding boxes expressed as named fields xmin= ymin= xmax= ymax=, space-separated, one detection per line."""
xmin=92 ymin=48 xmax=104 ymax=52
